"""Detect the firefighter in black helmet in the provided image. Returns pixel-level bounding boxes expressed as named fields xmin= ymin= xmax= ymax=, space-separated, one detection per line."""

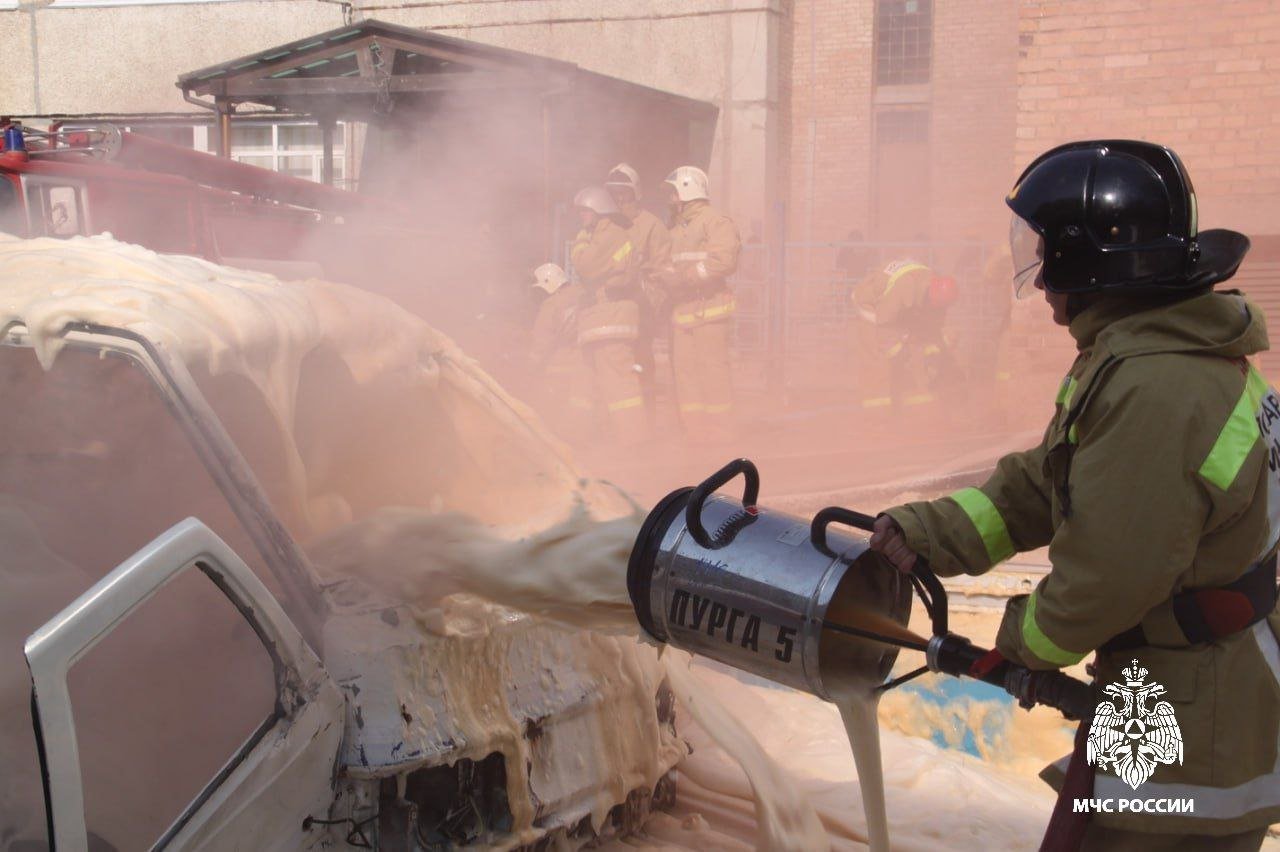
xmin=873 ymin=141 xmax=1276 ymax=851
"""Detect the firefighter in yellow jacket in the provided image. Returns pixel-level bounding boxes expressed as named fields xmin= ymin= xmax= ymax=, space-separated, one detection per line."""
xmin=663 ymin=165 xmax=741 ymax=441
xmin=871 ymin=141 xmax=1277 ymax=851
xmin=569 ymin=186 xmax=647 ymax=444
xmin=528 ymin=262 xmax=591 ymax=438
xmin=853 ymin=259 xmax=957 ymax=412
xmin=606 ymin=163 xmax=671 ymax=418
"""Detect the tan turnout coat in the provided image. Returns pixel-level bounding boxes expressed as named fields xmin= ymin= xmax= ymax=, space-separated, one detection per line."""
xmin=887 ymin=291 xmax=1280 ymax=835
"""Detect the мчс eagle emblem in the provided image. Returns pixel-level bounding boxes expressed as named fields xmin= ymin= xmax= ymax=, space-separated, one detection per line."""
xmin=1086 ymin=660 xmax=1184 ymax=790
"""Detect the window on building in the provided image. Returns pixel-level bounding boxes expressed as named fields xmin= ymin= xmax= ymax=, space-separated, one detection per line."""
xmin=875 ymin=0 xmax=934 ymax=86
xmin=225 ymin=121 xmax=346 ymax=185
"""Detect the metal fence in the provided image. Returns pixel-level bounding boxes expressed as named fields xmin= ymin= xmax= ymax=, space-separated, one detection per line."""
xmin=731 ymin=239 xmax=1006 ymax=400
xmin=559 ymin=220 xmax=1015 ymax=405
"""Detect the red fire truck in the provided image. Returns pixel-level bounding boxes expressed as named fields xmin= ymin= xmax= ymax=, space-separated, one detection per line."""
xmin=0 ymin=123 xmax=428 ymax=286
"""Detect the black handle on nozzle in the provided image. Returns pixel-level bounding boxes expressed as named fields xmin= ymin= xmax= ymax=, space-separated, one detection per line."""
xmin=686 ymin=458 xmax=760 ymax=548
xmin=930 ymin=634 xmax=1096 ymax=721
xmin=1010 ymin=668 xmax=1098 ymax=722
xmin=810 ymin=506 xmax=949 ymax=636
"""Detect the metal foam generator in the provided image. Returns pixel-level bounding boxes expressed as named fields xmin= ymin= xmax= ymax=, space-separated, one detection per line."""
xmin=628 ymin=459 xmax=1097 ymax=720
xmin=626 ymin=458 xmax=912 ymax=698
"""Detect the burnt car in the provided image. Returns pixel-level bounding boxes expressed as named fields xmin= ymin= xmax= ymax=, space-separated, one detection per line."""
xmin=0 ymin=233 xmax=680 ymax=850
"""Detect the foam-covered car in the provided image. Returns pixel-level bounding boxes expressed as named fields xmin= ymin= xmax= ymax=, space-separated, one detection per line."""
xmin=0 ymin=234 xmax=680 ymax=851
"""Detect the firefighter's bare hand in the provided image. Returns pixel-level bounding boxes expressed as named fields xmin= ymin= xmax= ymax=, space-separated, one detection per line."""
xmin=869 ymin=514 xmax=917 ymax=574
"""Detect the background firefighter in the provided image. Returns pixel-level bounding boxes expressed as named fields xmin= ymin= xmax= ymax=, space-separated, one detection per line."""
xmin=569 ymin=185 xmax=648 ymax=445
xmin=528 ymin=262 xmax=592 ymax=439
xmin=606 ymin=162 xmax=671 ymax=423
xmin=852 ymin=259 xmax=961 ymax=414
xmin=662 ymin=165 xmax=741 ymax=443
xmin=870 ymin=140 xmax=1278 ymax=852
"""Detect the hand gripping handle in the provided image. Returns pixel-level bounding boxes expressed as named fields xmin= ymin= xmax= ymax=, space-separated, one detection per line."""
xmin=811 ymin=506 xmax=948 ymax=636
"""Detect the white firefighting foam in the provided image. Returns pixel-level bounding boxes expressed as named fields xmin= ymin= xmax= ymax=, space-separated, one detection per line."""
xmin=0 ymin=232 xmax=597 ymax=536
xmin=311 ymin=507 xmax=643 ymax=634
xmin=312 ymin=508 xmax=837 ymax=850
xmin=629 ymin=661 xmax=1066 ymax=851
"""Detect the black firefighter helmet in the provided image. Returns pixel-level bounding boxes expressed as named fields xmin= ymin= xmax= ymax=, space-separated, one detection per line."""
xmin=1006 ymin=139 xmax=1250 ymax=297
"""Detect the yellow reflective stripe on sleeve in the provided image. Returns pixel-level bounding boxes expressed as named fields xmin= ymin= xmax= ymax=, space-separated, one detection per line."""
xmin=671 ymin=251 xmax=709 ymax=262
xmin=704 ymin=402 xmax=732 ymax=414
xmin=1199 ymin=368 xmax=1270 ymax=489
xmin=949 ymin=487 xmax=1015 ymax=565
xmin=1022 ymin=591 xmax=1087 ymax=667
xmin=679 ymin=402 xmax=705 ymax=413
xmin=947 ymin=488 xmax=1013 ymax=560
xmin=608 ymin=396 xmax=643 ymax=412
xmin=612 ymin=241 xmax=633 ymax=262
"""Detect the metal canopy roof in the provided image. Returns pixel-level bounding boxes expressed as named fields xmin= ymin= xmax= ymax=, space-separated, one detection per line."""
xmin=177 ymin=19 xmax=715 ymax=121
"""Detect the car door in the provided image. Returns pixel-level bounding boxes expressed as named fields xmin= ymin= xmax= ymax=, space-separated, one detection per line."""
xmin=25 ymin=518 xmax=344 ymax=851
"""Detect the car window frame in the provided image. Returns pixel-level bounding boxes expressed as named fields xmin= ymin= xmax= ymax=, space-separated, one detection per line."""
xmin=24 ymin=518 xmax=339 ymax=850
xmin=0 ymin=320 xmax=327 ymax=650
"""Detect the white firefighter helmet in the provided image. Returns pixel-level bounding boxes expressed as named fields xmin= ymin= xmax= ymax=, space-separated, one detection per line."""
xmin=605 ymin=162 xmax=642 ymax=199
xmin=664 ymin=165 xmax=710 ymax=202
xmin=573 ymin=186 xmax=620 ymax=217
xmin=532 ymin=262 xmax=568 ymax=294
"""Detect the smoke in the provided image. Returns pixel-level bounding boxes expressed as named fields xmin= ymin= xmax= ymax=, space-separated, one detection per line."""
xmin=262 ymin=65 xmax=1070 ymax=510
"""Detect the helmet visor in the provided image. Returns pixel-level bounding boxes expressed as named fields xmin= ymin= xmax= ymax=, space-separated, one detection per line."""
xmin=1009 ymin=213 xmax=1045 ymax=299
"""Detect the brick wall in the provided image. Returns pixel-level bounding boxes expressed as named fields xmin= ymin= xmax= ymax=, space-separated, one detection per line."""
xmin=781 ymin=1 xmax=1019 ymax=244
xmin=782 ymin=0 xmax=876 ymax=245
xmin=930 ymin=0 xmax=1020 ymax=242
xmin=782 ymin=0 xmax=1280 ymax=244
xmin=1017 ymin=0 xmax=1280 ymax=235
xmin=778 ymin=0 xmax=1280 ymax=386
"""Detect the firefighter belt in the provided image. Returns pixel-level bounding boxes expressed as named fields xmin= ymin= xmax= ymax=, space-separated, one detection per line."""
xmin=672 ymin=290 xmax=736 ymax=330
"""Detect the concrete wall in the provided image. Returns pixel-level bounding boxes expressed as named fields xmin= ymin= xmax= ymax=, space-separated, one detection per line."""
xmin=0 ymin=0 xmax=782 ymax=231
